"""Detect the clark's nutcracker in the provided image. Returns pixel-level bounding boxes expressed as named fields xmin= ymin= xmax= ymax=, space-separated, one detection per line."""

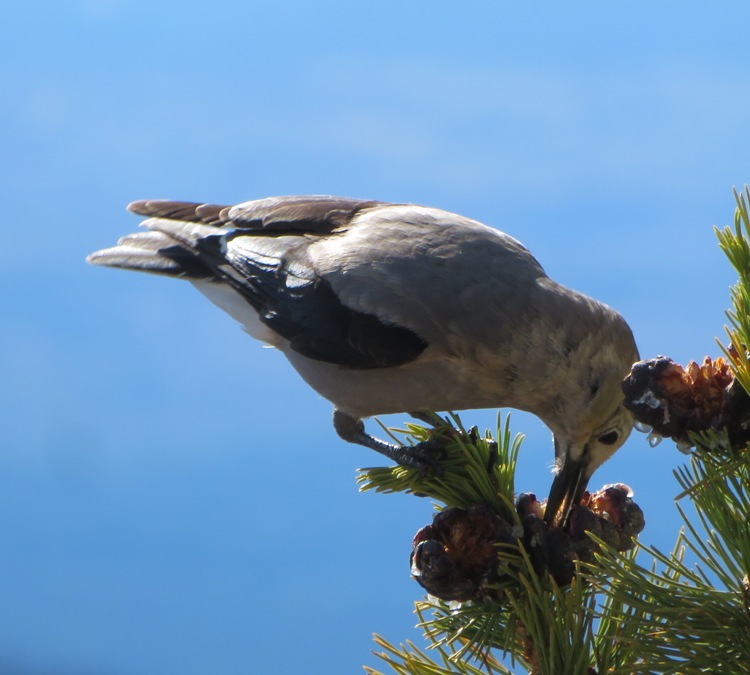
xmin=88 ymin=195 xmax=639 ymax=526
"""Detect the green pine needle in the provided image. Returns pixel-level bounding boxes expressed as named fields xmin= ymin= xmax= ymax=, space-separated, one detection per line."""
xmin=357 ymin=412 xmax=521 ymax=520
xmin=716 ymin=185 xmax=750 ymax=394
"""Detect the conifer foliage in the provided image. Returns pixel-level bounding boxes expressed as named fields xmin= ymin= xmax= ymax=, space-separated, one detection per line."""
xmin=358 ymin=189 xmax=750 ymax=674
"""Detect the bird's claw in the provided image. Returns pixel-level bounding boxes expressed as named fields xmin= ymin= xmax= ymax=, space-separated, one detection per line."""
xmin=391 ymin=437 xmax=445 ymax=476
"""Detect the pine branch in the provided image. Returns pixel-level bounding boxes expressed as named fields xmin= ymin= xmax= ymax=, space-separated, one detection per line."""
xmin=591 ymin=187 xmax=750 ymax=674
xmin=357 ymin=412 xmax=520 ymax=519
xmin=365 ymin=188 xmax=750 ymax=675
xmin=716 ymin=185 xmax=750 ymax=394
xmin=591 ymin=506 xmax=750 ymax=673
xmin=361 ymin=416 xmax=641 ymax=675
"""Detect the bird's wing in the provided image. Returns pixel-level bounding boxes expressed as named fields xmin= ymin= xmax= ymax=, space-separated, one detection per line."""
xmin=88 ymin=196 xmax=428 ymax=369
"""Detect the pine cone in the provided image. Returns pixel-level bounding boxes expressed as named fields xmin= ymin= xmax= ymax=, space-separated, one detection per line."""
xmin=622 ymin=354 xmax=750 ymax=450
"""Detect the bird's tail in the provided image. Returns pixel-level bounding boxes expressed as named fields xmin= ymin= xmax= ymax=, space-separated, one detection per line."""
xmin=86 ymin=200 xmax=230 ymax=279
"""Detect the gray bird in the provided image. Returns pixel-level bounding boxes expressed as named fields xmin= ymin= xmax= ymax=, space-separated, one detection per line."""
xmin=87 ymin=195 xmax=639 ymax=526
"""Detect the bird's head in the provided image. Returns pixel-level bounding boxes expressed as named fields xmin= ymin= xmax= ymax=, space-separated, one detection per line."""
xmin=545 ymin=401 xmax=634 ymax=527
xmin=543 ymin=330 xmax=639 ymax=528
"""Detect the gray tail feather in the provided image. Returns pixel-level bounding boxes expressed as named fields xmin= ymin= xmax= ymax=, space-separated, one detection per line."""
xmin=86 ymin=230 xmax=212 ymax=279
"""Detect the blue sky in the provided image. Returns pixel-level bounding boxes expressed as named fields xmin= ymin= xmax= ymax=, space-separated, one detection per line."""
xmin=2 ymin=1 xmax=749 ymax=673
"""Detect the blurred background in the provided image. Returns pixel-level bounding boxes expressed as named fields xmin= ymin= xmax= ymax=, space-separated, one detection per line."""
xmin=2 ymin=1 xmax=748 ymax=672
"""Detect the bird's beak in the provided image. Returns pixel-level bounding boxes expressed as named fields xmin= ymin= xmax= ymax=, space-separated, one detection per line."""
xmin=544 ymin=450 xmax=588 ymax=529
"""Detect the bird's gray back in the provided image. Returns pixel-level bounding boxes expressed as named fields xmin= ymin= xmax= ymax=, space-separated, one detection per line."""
xmin=310 ymin=204 xmax=548 ymax=354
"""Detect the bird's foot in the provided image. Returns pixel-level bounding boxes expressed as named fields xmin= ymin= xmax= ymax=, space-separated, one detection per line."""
xmin=386 ymin=437 xmax=444 ymax=474
xmin=333 ymin=410 xmax=444 ymax=474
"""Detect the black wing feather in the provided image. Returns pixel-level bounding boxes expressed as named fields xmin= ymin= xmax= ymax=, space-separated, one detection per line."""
xmin=193 ymin=230 xmax=427 ymax=369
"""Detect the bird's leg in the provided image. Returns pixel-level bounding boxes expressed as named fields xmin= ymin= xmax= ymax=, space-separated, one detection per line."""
xmin=332 ymin=409 xmax=442 ymax=472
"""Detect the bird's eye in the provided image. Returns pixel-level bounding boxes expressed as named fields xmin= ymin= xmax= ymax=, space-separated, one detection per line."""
xmin=598 ymin=430 xmax=619 ymax=445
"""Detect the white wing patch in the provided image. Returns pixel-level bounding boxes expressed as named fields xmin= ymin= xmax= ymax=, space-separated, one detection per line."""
xmin=190 ymin=280 xmax=281 ymax=346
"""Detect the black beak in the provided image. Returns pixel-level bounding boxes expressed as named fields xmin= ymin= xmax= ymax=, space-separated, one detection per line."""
xmin=544 ymin=454 xmax=588 ymax=528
